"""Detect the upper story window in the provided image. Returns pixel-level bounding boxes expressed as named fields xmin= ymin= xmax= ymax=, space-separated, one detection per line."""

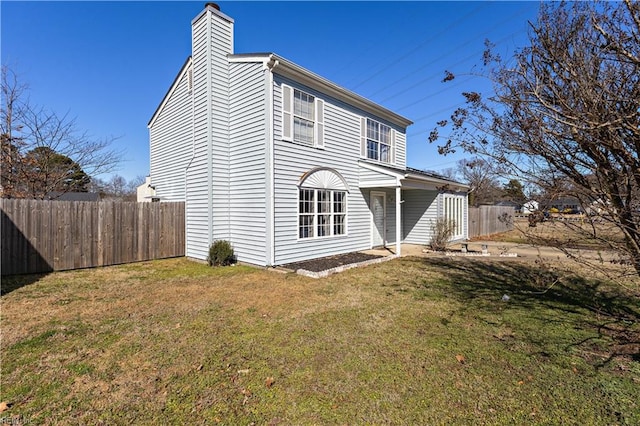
xmin=282 ymin=85 xmax=324 ymax=148
xmin=294 ymin=90 xmax=315 ymax=145
xmin=361 ymin=118 xmax=395 ymax=164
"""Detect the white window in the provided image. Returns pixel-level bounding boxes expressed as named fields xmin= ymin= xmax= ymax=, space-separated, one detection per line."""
xmin=361 ymin=118 xmax=394 ymax=164
xmin=299 ymin=189 xmax=315 ymax=238
xmin=443 ymin=194 xmax=465 ymax=240
xmin=298 ymin=188 xmax=347 ymax=239
xmin=282 ymin=85 xmax=324 ymax=148
xmin=294 ymin=90 xmax=315 ymax=145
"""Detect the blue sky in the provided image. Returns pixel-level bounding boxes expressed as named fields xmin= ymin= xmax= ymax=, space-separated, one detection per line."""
xmin=1 ymin=1 xmax=540 ymax=182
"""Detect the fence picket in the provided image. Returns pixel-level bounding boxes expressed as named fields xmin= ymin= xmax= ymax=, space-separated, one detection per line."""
xmin=1 ymin=200 xmax=185 ymax=275
xmin=468 ymin=206 xmax=515 ymax=238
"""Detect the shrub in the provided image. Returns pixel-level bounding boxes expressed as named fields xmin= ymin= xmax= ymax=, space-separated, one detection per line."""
xmin=207 ymin=240 xmax=235 ymax=266
xmin=429 ymin=218 xmax=455 ymax=251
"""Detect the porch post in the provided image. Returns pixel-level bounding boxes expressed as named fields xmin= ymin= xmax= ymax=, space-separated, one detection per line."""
xmin=395 ymin=186 xmax=402 ymax=256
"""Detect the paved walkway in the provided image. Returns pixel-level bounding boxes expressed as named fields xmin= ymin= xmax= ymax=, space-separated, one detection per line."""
xmin=363 ymin=241 xmax=616 ymax=263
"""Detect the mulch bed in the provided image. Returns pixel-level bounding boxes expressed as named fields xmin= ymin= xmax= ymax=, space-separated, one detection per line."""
xmin=282 ymin=252 xmax=384 ymax=272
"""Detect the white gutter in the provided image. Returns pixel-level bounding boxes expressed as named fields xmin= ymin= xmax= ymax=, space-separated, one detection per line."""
xmin=404 ymin=172 xmax=470 ymax=192
xmin=230 ymin=53 xmax=412 ymax=129
xmin=184 ymin=65 xmax=196 ymax=257
xmin=264 ymin=55 xmax=278 ymax=266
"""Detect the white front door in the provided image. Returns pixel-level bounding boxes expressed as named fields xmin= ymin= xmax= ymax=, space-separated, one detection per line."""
xmin=372 ymin=192 xmax=386 ymax=247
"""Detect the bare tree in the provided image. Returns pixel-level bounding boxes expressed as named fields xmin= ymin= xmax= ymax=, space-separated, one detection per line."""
xmin=456 ymin=158 xmax=502 ymax=207
xmin=1 ymin=66 xmax=122 ymax=199
xmin=89 ymin=174 xmax=145 ymax=201
xmin=429 ymin=1 xmax=640 ymax=278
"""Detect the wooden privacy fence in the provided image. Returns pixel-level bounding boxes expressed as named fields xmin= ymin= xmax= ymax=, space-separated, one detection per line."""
xmin=1 ymin=199 xmax=185 ymax=275
xmin=468 ymin=205 xmax=515 ymax=238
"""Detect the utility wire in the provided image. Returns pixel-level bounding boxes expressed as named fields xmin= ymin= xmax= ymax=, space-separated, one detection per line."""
xmin=348 ymin=2 xmax=489 ymax=90
xmin=366 ymin=5 xmax=532 ymax=100
xmin=379 ymin=29 xmax=523 ymax=106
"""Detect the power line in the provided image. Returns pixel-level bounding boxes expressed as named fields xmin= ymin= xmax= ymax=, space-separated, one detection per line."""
xmin=406 ymin=100 xmax=468 ymax=137
xmin=378 ymin=29 xmax=523 ymax=106
xmin=366 ymin=5 xmax=532 ymax=100
xmin=348 ymin=2 xmax=490 ymax=91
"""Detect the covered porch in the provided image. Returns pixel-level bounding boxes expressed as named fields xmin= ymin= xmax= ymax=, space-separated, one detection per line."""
xmin=358 ymin=161 xmax=470 ymax=256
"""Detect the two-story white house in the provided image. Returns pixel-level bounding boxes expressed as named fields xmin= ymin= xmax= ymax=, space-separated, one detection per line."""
xmin=148 ymin=3 xmax=469 ymax=266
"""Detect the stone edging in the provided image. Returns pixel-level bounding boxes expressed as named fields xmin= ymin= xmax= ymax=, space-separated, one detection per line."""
xmin=296 ymin=255 xmax=398 ymax=278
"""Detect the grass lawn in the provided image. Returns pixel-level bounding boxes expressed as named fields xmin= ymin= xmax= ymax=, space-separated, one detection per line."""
xmin=2 ymin=257 xmax=639 ymax=425
xmin=476 ymin=217 xmax=625 ymax=252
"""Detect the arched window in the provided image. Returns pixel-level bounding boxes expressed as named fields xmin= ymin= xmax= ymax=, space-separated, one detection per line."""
xmin=298 ymin=168 xmax=349 ymax=239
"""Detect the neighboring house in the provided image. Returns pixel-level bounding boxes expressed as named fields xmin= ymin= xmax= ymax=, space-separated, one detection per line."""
xmin=45 ymin=192 xmax=100 ymax=202
xmin=148 ymin=3 xmax=469 ymax=266
xmin=136 ymin=176 xmax=157 ymax=202
xmin=521 ymin=200 xmax=539 ymax=215
xmin=546 ymin=196 xmax=583 ymax=213
xmin=495 ymin=200 xmax=521 ymax=211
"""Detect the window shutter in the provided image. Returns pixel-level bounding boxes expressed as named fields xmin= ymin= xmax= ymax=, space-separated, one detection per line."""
xmin=360 ymin=117 xmax=367 ymax=157
xmin=390 ymin=128 xmax=396 ymax=164
xmin=282 ymin=84 xmax=293 ymax=141
xmin=315 ymin=98 xmax=324 ymax=148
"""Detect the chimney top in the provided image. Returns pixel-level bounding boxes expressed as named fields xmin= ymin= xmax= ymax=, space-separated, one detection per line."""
xmin=205 ymin=2 xmax=220 ymax=11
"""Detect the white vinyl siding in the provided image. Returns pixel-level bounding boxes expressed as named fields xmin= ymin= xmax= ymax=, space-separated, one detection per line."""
xmin=186 ymin=15 xmax=212 ymax=259
xmin=149 ymin=63 xmax=193 ymax=202
xmin=273 ymin=77 xmax=370 ymax=264
xmin=186 ymin=8 xmax=233 ymax=260
xmin=394 ymin=130 xmax=406 ymax=167
xmin=229 ymin=62 xmax=267 ymax=265
xmin=209 ymin=13 xmax=233 ymax=245
xmin=402 ymin=190 xmax=439 ymax=244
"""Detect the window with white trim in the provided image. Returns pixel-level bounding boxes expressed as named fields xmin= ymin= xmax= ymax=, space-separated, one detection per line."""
xmin=362 ymin=118 xmax=394 ymax=164
xmin=282 ymin=85 xmax=324 ymax=148
xmin=443 ymin=194 xmax=465 ymax=240
xmin=298 ymin=188 xmax=347 ymax=239
xmin=294 ymin=90 xmax=314 ymax=145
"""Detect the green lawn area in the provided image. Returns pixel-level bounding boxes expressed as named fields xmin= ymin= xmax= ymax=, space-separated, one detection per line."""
xmin=2 ymin=257 xmax=639 ymax=425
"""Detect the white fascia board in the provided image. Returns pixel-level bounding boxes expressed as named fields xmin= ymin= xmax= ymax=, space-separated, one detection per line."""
xmin=360 ymin=162 xmax=469 ymax=192
xmin=274 ymin=55 xmax=413 ymax=128
xmin=359 ymin=180 xmax=398 ymax=188
xmin=148 ymin=57 xmax=192 ymax=128
xmin=231 ymin=53 xmax=413 ymax=129
xmin=401 ymin=179 xmax=440 ymax=191
xmin=359 ymin=161 xmax=405 ymax=179
xmin=404 ymin=172 xmax=470 ymax=192
xmin=228 ymin=54 xmax=273 ymax=64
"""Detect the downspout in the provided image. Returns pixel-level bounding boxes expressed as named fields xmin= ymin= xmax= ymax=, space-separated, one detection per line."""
xmin=185 ymin=67 xmax=196 ymax=256
xmin=265 ymin=55 xmax=279 ymax=266
xmin=227 ymin=59 xmax=231 ymax=242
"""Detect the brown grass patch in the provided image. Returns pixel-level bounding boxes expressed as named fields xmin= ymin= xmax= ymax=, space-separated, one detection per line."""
xmin=2 ymin=257 xmax=638 ymax=424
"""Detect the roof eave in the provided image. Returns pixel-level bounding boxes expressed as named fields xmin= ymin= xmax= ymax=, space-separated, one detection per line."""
xmin=148 ymin=56 xmax=192 ymax=128
xmin=404 ymin=172 xmax=470 ymax=191
xmin=231 ymin=53 xmax=413 ymax=129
